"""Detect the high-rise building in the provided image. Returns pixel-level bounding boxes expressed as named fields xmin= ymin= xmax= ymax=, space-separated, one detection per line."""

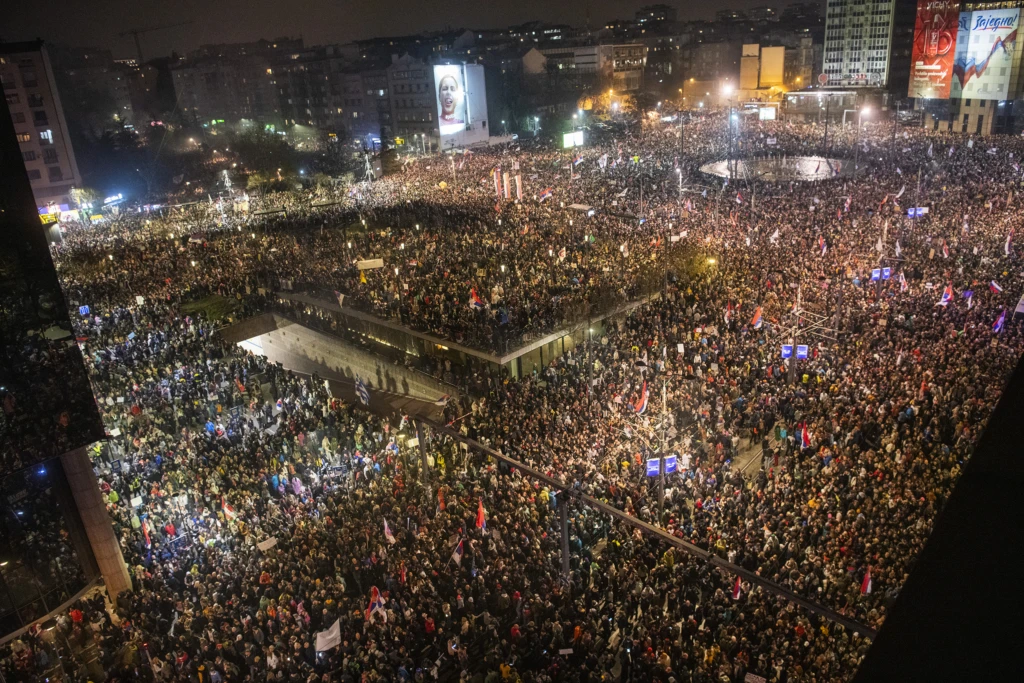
xmin=822 ymin=0 xmax=917 ymax=89
xmin=0 ymin=41 xmax=82 ymax=212
xmin=0 ymin=101 xmax=130 ymax=639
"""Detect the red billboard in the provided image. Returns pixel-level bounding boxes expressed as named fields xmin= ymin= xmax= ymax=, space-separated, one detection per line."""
xmin=909 ymin=0 xmax=961 ymax=99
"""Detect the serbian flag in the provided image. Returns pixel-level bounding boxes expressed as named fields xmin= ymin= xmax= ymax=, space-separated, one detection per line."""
xmin=366 ymin=586 xmax=387 ymax=622
xmin=751 ymin=306 xmax=763 ymax=330
xmin=221 ymin=496 xmax=236 ymax=521
xmin=469 ymin=288 xmax=486 ymax=310
xmin=724 ymin=301 xmax=733 ymax=325
xmin=450 ymin=539 xmax=464 ymax=566
xmin=732 ymin=576 xmax=742 ymax=600
xmin=633 ymin=381 xmax=649 ymax=415
xmin=539 ymin=187 xmax=553 ymax=203
xmin=936 ymin=285 xmax=953 ymax=307
xmin=475 ymin=500 xmax=487 ymax=532
xmin=383 ymin=519 xmax=396 ymax=545
xmin=898 ymin=272 xmax=908 ymax=292
xmin=942 ymin=240 xmax=949 ymax=259
xmin=861 ymin=568 xmax=872 ymax=595
xmin=573 ymin=153 xmax=583 ymax=166
xmin=275 ymin=398 xmax=284 ymax=411
xmin=990 ymin=280 xmax=1004 ymax=293
xmin=819 ymin=236 xmax=827 ymax=257
xmin=141 ymin=517 xmax=152 ymax=548
xmin=800 ymin=423 xmax=811 ymax=449
xmin=993 ymin=309 xmax=1006 ymax=333
xmin=736 ymin=192 xmax=743 ymax=204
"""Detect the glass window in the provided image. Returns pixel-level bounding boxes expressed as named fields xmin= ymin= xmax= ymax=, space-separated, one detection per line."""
xmin=39 ymin=129 xmax=53 ymax=144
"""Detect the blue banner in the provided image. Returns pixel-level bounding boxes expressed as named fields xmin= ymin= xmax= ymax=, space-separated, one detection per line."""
xmin=796 ymin=345 xmax=809 ymax=359
xmin=781 ymin=344 xmax=793 ymax=359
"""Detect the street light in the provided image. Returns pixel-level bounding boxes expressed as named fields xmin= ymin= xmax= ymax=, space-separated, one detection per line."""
xmin=854 ymin=106 xmax=872 ymax=177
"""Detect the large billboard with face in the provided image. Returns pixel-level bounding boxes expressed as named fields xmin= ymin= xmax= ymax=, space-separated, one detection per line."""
xmin=953 ymin=9 xmax=1020 ymax=101
xmin=435 ymin=65 xmax=468 ymax=136
xmin=433 ymin=64 xmax=489 ymax=148
xmin=908 ymin=0 xmax=961 ymax=99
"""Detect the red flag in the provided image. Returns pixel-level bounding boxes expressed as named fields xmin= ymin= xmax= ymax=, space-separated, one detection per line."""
xmin=732 ymin=576 xmax=741 ymax=600
xmin=475 ymin=500 xmax=487 ymax=531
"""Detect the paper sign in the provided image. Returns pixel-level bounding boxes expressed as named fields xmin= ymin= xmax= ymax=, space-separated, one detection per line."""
xmin=407 ymin=437 xmax=419 ymax=448
xmin=257 ymin=537 xmax=278 ymax=551
xmin=136 ymin=296 xmax=145 ymax=305
xmin=130 ymin=496 xmax=143 ymax=508
xmin=356 ymin=258 xmax=385 ymax=270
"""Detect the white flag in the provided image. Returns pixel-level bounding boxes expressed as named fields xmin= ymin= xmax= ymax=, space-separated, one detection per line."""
xmin=895 ymin=240 xmax=902 ymax=257
xmin=769 ymin=229 xmax=780 ymax=244
xmin=315 ymin=619 xmax=342 ymax=652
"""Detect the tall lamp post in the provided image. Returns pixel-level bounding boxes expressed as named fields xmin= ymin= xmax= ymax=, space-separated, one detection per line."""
xmin=855 ymin=106 xmax=871 ymax=177
xmin=722 ymin=83 xmax=736 ymax=180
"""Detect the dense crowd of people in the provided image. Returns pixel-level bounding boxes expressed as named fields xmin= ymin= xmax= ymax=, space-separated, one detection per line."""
xmin=4 ymin=110 xmax=1024 ymax=682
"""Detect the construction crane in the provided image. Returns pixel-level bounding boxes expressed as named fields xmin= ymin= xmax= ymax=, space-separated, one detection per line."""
xmin=118 ymin=21 xmax=194 ymax=63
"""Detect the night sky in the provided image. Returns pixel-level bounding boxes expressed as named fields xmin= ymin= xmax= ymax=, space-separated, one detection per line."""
xmin=4 ymin=0 xmax=818 ymax=61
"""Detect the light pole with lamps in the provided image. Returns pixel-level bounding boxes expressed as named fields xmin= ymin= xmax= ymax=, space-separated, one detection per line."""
xmin=722 ymin=83 xmax=735 ymax=180
xmin=855 ymin=106 xmax=871 ymax=177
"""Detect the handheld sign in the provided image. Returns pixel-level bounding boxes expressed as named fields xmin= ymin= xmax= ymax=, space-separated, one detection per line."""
xmin=796 ymin=345 xmax=809 ymax=360
xmin=781 ymin=345 xmax=793 ymax=359
xmin=79 ymin=305 xmax=91 ymax=316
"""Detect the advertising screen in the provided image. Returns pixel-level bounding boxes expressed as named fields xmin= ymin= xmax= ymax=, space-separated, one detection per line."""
xmin=909 ymin=0 xmax=960 ymax=99
xmin=956 ymin=9 xmax=1020 ymax=100
xmin=951 ymin=12 xmax=972 ymax=98
xmin=562 ymin=131 xmax=584 ymax=148
xmin=434 ymin=65 xmax=468 ymax=137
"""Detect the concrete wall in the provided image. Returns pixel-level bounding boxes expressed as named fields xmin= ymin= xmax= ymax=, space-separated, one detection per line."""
xmin=249 ymin=319 xmax=452 ymax=402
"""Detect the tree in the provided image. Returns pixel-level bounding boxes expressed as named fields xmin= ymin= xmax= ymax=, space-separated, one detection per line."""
xmin=230 ymin=130 xmax=297 ymax=175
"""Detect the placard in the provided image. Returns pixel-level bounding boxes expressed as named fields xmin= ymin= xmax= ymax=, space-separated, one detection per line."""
xmin=356 ymin=258 xmax=385 ymax=270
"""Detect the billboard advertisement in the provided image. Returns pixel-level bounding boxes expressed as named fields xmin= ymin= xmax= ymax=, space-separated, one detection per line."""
xmin=434 ymin=64 xmax=489 ymax=148
xmin=908 ymin=0 xmax=961 ymax=99
xmin=954 ymin=9 xmax=1020 ymax=100
xmin=951 ymin=12 xmax=972 ymax=98
xmin=434 ymin=65 xmax=468 ymax=136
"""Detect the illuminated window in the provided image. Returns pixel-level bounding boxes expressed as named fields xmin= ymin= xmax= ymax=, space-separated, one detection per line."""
xmin=39 ymin=129 xmax=53 ymax=144
xmin=16 ymin=133 xmax=31 ymax=143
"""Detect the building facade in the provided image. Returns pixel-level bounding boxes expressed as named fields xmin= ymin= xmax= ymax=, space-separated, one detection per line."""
xmin=0 ymin=41 xmax=82 ymax=212
xmin=822 ymin=0 xmax=918 ymax=89
xmin=387 ymin=55 xmax=437 ymax=146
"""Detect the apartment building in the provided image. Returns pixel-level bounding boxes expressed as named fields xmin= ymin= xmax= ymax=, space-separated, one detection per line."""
xmin=1 ymin=40 xmax=82 ymax=212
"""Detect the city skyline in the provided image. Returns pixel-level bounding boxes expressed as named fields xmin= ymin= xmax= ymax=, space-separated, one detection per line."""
xmin=4 ymin=0 xmax=821 ymax=61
